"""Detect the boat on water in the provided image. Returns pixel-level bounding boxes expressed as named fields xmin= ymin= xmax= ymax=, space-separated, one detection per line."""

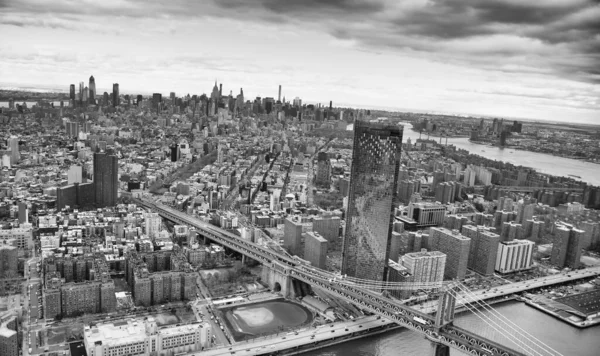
xmin=569 ymin=174 xmax=582 ymax=179
xmin=481 ymin=150 xmax=485 ymax=152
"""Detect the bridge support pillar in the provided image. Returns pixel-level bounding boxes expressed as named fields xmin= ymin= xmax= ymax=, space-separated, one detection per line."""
xmin=435 ymin=287 xmax=457 ymax=328
xmin=431 ymin=342 xmax=450 ymax=356
xmin=261 ymin=265 xmax=295 ymax=299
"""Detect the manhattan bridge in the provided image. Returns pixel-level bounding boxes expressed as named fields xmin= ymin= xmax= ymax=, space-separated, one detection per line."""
xmin=136 ymin=197 xmax=566 ymax=356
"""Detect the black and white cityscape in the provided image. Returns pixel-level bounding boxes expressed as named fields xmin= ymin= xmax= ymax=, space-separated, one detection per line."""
xmin=1 ymin=1 xmax=599 ymax=356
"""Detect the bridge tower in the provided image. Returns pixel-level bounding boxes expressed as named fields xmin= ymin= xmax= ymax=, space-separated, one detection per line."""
xmin=430 ymin=284 xmax=458 ymax=356
xmin=435 ymin=284 xmax=457 ymax=328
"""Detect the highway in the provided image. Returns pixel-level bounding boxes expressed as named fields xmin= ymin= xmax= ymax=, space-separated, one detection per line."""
xmin=137 ymin=198 xmax=543 ymax=356
xmin=195 ymin=315 xmax=394 ymax=356
xmin=416 ymin=266 xmax=600 ymax=314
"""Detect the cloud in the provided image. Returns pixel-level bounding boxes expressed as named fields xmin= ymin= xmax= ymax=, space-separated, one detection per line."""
xmin=0 ymin=0 xmax=598 ymax=118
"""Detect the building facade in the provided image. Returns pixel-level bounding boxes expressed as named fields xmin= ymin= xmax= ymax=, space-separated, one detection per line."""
xmin=462 ymin=225 xmax=500 ymax=276
xmin=429 ymin=227 xmax=471 ymax=280
xmin=495 ymin=240 xmax=534 ymax=273
xmin=342 ymin=120 xmax=403 ymax=282
xmin=304 ymin=231 xmax=328 ymax=269
xmin=84 ymin=318 xmax=211 ymax=356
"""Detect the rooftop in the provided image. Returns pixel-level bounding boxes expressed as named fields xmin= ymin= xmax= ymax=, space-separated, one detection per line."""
xmin=85 ymin=319 xmax=147 ymax=346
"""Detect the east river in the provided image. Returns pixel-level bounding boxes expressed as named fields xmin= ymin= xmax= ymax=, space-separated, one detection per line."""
xmin=306 ymin=301 xmax=600 ymax=356
xmin=399 ymin=123 xmax=600 ymax=186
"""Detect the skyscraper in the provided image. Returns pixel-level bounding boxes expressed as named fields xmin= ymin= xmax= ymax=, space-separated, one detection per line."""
xmin=153 ymin=93 xmax=162 ymax=113
xmin=429 ymin=227 xmax=471 ymax=280
xmin=462 ymin=225 xmax=499 ymax=276
xmin=341 ymin=120 xmax=403 ymax=282
xmin=112 ymin=83 xmax=119 ymax=107
xmin=7 ymin=136 xmax=20 ymax=164
xmin=79 ymin=81 xmax=84 ymax=106
xmin=88 ymin=75 xmax=96 ymax=104
xmin=70 ymin=84 xmax=76 ymax=101
xmin=93 ymin=152 xmax=119 ymax=207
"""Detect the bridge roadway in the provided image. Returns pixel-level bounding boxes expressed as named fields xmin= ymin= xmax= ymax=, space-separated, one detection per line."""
xmin=417 ymin=266 xmax=600 ymax=314
xmin=493 ymin=186 xmax=583 ymax=193
xmin=136 ymin=198 xmax=528 ymax=356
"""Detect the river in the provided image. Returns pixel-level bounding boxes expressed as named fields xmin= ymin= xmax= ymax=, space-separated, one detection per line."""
xmin=398 ymin=123 xmax=600 ymax=186
xmin=0 ymin=101 xmax=64 ymax=108
xmin=306 ymin=301 xmax=600 ymax=356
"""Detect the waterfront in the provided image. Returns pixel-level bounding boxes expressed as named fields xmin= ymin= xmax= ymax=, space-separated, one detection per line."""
xmin=306 ymin=301 xmax=600 ymax=356
xmin=400 ymin=123 xmax=600 ymax=186
xmin=0 ymin=101 xmax=63 ymax=107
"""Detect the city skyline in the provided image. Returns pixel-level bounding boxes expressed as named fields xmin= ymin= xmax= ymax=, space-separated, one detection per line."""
xmin=0 ymin=0 xmax=599 ymax=124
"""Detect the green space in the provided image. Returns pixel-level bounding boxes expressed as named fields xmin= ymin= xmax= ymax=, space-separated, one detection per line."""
xmin=313 ymin=191 xmax=344 ymax=210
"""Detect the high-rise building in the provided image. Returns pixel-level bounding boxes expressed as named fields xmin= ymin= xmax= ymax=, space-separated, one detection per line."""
xmin=312 ymin=216 xmax=341 ymax=247
xmin=69 ymin=84 xmax=76 ymax=101
xmin=342 ymin=120 xmax=402 ymax=282
xmin=284 ymin=216 xmax=304 ymax=256
xmin=0 ymin=241 xmax=18 ymax=278
xmin=7 ymin=136 xmax=19 ymax=164
xmin=0 ymin=312 xmax=18 ymax=356
xmin=462 ymin=225 xmax=499 ymax=276
xmin=304 ymin=232 xmax=328 ymax=269
xmin=93 ymin=152 xmax=119 ymax=207
xmin=153 ymin=93 xmax=162 ymax=113
xmin=401 ymin=250 xmax=446 ymax=286
xmin=495 ymin=240 xmax=534 ymax=273
xmin=551 ymin=225 xmax=584 ymax=269
xmin=398 ymin=179 xmax=421 ymax=204
xmin=88 ymin=75 xmax=96 ymax=104
xmin=387 ymin=260 xmax=412 ymax=299
xmin=112 ymin=83 xmax=119 ymax=107
xmin=429 ymin=227 xmax=471 ymax=280
xmin=145 ymin=213 xmax=162 ymax=239
xmin=79 ymin=81 xmax=85 ymax=105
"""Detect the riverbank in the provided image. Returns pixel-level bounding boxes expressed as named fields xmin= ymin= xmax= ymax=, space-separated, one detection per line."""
xmin=400 ymin=123 xmax=600 ymax=186
xmin=520 ymin=290 xmax=600 ymax=329
xmin=522 ymin=299 xmax=600 ymax=328
xmin=464 ymin=138 xmax=600 ymax=165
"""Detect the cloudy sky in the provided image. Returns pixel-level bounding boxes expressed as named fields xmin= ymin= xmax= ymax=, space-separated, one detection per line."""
xmin=0 ymin=0 xmax=599 ymax=123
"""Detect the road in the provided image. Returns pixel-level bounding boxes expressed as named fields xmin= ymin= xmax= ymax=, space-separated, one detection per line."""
xmin=415 ymin=266 xmax=600 ymax=314
xmin=194 ymin=315 xmax=394 ymax=356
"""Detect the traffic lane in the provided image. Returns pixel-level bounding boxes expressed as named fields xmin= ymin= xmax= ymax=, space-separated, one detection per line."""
xmin=197 ymin=305 xmax=229 ymax=346
xmin=200 ymin=315 xmax=390 ymax=356
xmin=28 ymin=282 xmax=41 ymax=320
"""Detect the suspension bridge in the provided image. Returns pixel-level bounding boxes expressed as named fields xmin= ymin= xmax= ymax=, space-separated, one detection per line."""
xmin=492 ymin=186 xmax=583 ymax=193
xmin=135 ymin=197 xmax=570 ymax=356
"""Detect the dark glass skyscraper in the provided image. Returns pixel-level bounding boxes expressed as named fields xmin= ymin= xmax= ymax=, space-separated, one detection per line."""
xmin=112 ymin=83 xmax=119 ymax=107
xmin=341 ymin=120 xmax=403 ymax=282
xmin=69 ymin=84 xmax=76 ymax=101
xmin=93 ymin=152 xmax=118 ymax=207
xmin=88 ymin=75 xmax=96 ymax=104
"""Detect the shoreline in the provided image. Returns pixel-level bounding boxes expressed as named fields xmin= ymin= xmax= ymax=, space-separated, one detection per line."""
xmin=408 ymin=127 xmax=600 ymax=167
xmin=521 ymin=299 xmax=600 ymax=329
